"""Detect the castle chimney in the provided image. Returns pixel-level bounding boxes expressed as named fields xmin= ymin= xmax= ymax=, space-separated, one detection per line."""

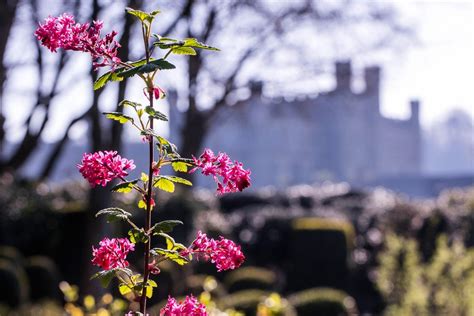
xmin=249 ymin=80 xmax=263 ymax=96
xmin=335 ymin=61 xmax=351 ymax=91
xmin=410 ymin=99 xmax=420 ymax=124
xmin=364 ymin=66 xmax=380 ymax=94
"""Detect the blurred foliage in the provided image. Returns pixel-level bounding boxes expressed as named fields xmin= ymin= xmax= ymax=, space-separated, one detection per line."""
xmin=224 ymin=266 xmax=277 ymax=293
xmin=287 ymin=288 xmax=357 ymax=316
xmin=376 ymin=233 xmax=474 ymax=315
xmin=1 ymin=176 xmax=473 ymax=315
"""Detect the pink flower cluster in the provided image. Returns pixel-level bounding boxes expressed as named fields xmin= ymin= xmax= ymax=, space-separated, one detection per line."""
xmin=91 ymin=237 xmax=135 ymax=270
xmin=77 ymin=151 xmax=135 ymax=187
xmin=191 ymin=149 xmax=251 ymax=195
xmin=160 ymin=295 xmax=207 ymax=316
xmin=34 ymin=13 xmax=121 ymax=69
xmin=185 ymin=231 xmax=245 ymax=272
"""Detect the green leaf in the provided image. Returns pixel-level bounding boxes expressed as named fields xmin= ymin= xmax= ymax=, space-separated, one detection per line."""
xmin=103 ymin=112 xmax=133 ymax=124
xmin=140 ymin=172 xmax=149 ymax=183
xmin=154 ymin=177 xmax=175 ymax=193
xmin=111 ymin=180 xmax=138 ymax=193
xmin=171 ymin=161 xmax=190 ymax=172
xmin=145 ymin=285 xmax=153 ymax=298
xmin=151 ymin=248 xmax=189 ymax=266
xmin=119 ymin=100 xmax=142 ymax=108
xmin=157 ymin=232 xmax=175 ymax=250
xmin=125 ymin=7 xmax=148 ymax=21
xmin=145 ymin=106 xmax=168 ymax=121
xmin=91 ymin=270 xmax=116 ymax=288
xmin=126 ymin=7 xmax=160 ymax=24
xmin=128 ymin=228 xmax=148 ymax=244
xmin=183 ymin=38 xmax=220 ymax=51
xmin=155 ymin=136 xmax=180 ymax=157
xmin=150 ymin=220 xmax=183 ymax=234
xmin=94 ymin=71 xmax=113 ymax=90
xmin=148 ymin=59 xmax=176 ymax=70
xmin=117 ymin=59 xmax=175 ymax=79
xmin=159 ymin=175 xmax=192 ymax=186
xmin=95 ymin=207 xmax=132 ymax=222
xmin=93 ymin=69 xmax=125 ymax=90
xmin=171 ymin=46 xmax=196 ymax=55
xmin=119 ymin=283 xmax=132 ymax=295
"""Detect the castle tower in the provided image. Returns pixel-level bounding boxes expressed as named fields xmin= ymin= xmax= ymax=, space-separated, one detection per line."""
xmin=335 ymin=61 xmax=352 ymax=91
xmin=364 ymin=66 xmax=380 ymax=112
xmin=410 ymin=99 xmax=420 ymax=125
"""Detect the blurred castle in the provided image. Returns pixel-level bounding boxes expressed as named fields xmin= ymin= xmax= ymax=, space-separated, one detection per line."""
xmin=170 ymin=61 xmax=422 ymax=188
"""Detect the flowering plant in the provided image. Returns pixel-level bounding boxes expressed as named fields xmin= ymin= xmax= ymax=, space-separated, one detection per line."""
xmin=36 ymin=7 xmax=250 ymax=316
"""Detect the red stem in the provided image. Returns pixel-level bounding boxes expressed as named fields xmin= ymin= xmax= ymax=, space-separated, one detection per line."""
xmin=140 ymin=88 xmax=154 ymax=314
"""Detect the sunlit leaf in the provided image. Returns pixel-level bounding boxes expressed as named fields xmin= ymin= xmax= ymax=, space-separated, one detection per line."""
xmin=145 ymin=106 xmax=168 ymax=121
xmin=150 ymin=220 xmax=183 ymax=234
xmin=103 ymin=112 xmax=133 ymax=124
xmin=111 ymin=180 xmax=138 ymax=193
xmin=154 ymin=177 xmax=175 ymax=193
xmin=95 ymin=207 xmax=132 ymax=222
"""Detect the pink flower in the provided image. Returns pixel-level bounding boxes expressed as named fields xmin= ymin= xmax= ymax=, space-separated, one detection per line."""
xmin=190 ymin=149 xmax=251 ymax=195
xmin=160 ymin=295 xmax=207 ymax=316
xmin=143 ymin=86 xmax=165 ymax=100
xmin=185 ymin=231 xmax=245 ymax=272
xmin=91 ymin=237 xmax=135 ymax=270
xmin=34 ymin=13 xmax=121 ymax=70
xmin=77 ymin=151 xmax=135 ymax=187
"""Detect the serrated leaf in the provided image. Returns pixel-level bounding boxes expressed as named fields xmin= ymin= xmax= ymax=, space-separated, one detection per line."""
xmin=148 ymin=59 xmax=176 ymax=70
xmin=145 ymin=106 xmax=168 ymax=121
xmin=138 ymin=199 xmax=147 ymax=209
xmin=91 ymin=270 xmax=116 ymax=288
xmin=95 ymin=207 xmax=132 ymax=222
xmin=94 ymin=71 xmax=113 ymax=90
xmin=171 ymin=161 xmax=189 ymax=172
xmin=145 ymin=285 xmax=153 ymax=298
xmin=171 ymin=46 xmax=196 ymax=55
xmin=165 ymin=176 xmax=192 ymax=186
xmin=119 ymin=100 xmax=142 ymax=108
xmin=154 ymin=177 xmax=175 ymax=193
xmin=119 ymin=283 xmax=132 ymax=295
xmin=183 ymin=38 xmax=220 ymax=51
xmin=141 ymin=128 xmax=160 ymax=139
xmin=103 ymin=112 xmax=133 ymax=124
xmin=140 ymin=172 xmax=149 ymax=183
xmin=151 ymin=248 xmax=189 ymax=266
xmin=151 ymin=220 xmax=183 ymax=234
xmin=94 ymin=69 xmax=126 ymax=90
xmin=156 ymin=232 xmax=176 ymax=250
xmin=128 ymin=228 xmax=148 ymax=244
xmin=111 ymin=180 xmax=138 ymax=193
xmin=125 ymin=7 xmax=148 ymax=21
xmin=155 ymin=136 xmax=180 ymax=156
xmin=117 ymin=59 xmax=175 ymax=79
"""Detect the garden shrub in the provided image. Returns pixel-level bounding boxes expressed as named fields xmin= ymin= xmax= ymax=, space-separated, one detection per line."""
xmin=217 ymin=289 xmax=270 ymax=315
xmin=24 ymin=256 xmax=61 ymax=302
xmin=288 ymin=287 xmax=357 ymax=316
xmin=287 ymin=217 xmax=354 ymax=291
xmin=376 ymin=233 xmax=474 ymax=315
xmin=224 ymin=266 xmax=277 ymax=293
xmin=0 ymin=258 xmax=29 ymax=307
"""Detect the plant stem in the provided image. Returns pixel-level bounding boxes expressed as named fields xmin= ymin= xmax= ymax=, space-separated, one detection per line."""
xmin=140 ymin=88 xmax=154 ymax=314
xmin=140 ymin=25 xmax=154 ymax=314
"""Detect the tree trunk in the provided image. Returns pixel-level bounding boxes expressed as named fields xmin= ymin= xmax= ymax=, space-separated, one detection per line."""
xmin=0 ymin=0 xmax=19 ymax=154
